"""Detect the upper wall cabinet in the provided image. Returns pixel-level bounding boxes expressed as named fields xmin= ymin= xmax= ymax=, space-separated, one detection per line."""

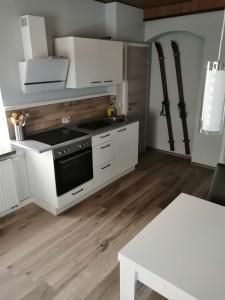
xmin=54 ymin=37 xmax=123 ymax=89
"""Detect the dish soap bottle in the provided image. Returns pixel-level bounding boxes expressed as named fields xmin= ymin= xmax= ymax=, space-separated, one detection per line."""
xmin=107 ymin=103 xmax=116 ymax=118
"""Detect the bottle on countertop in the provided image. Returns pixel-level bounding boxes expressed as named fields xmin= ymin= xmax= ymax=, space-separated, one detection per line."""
xmin=107 ymin=103 xmax=117 ymax=118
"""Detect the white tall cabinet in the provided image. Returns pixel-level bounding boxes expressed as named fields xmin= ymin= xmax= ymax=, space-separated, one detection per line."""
xmin=54 ymin=37 xmax=123 ymax=88
xmin=115 ymin=122 xmax=139 ymax=175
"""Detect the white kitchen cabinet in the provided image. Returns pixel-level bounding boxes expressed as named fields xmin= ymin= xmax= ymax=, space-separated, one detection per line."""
xmin=54 ymin=37 xmax=123 ymax=88
xmin=92 ymin=129 xmax=115 ymax=146
xmin=93 ymin=139 xmax=115 ymax=167
xmin=115 ymin=122 xmax=139 ymax=176
xmin=92 ymin=132 xmax=116 ymax=188
xmin=94 ymin=160 xmax=115 ymax=188
xmin=92 ymin=122 xmax=139 ymax=189
xmin=11 ymin=148 xmax=30 ymax=201
xmin=22 ymin=122 xmax=139 ymax=215
xmin=25 ymin=150 xmax=59 ymax=209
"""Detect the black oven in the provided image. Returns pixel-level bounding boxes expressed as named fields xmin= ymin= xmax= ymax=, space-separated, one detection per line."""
xmin=53 ymin=139 xmax=93 ymax=196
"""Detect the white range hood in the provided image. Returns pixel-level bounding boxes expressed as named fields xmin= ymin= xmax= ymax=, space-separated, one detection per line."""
xmin=18 ymin=15 xmax=69 ymax=94
xmin=18 ymin=58 xmax=69 ymax=93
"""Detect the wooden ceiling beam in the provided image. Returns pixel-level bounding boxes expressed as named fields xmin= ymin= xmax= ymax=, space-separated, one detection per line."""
xmin=144 ymin=0 xmax=225 ymax=21
xmin=95 ymin=0 xmax=189 ymax=10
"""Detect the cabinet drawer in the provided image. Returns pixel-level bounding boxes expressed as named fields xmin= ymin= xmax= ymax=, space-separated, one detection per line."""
xmin=115 ymin=122 xmax=139 ymax=176
xmin=94 ymin=160 xmax=115 ymax=188
xmin=92 ymin=130 xmax=115 ymax=146
xmin=58 ymin=180 xmax=93 ymax=208
xmin=93 ymin=140 xmax=115 ymax=167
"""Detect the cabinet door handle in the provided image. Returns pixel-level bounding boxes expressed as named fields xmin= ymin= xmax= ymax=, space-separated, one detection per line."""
xmin=72 ymin=188 xmax=84 ymax=195
xmin=100 ymin=144 xmax=110 ymax=149
xmin=91 ymin=81 xmax=101 ymax=84
xmin=118 ymin=128 xmax=127 ymax=133
xmin=101 ymin=164 xmax=111 ymax=170
xmin=104 ymin=80 xmax=113 ymax=83
xmin=100 ymin=133 xmax=110 ymax=139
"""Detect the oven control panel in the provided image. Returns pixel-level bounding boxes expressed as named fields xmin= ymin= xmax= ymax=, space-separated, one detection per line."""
xmin=53 ymin=138 xmax=91 ymax=160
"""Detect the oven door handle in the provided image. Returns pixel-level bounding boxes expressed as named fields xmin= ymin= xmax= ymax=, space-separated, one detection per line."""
xmin=58 ymin=149 xmax=92 ymax=165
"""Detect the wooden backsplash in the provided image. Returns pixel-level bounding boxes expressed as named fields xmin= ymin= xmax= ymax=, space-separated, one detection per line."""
xmin=7 ymin=95 xmax=116 ymax=139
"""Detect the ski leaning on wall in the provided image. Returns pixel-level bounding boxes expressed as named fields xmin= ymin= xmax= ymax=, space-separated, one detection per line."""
xmin=155 ymin=41 xmax=175 ymax=152
xmin=171 ymin=40 xmax=190 ymax=155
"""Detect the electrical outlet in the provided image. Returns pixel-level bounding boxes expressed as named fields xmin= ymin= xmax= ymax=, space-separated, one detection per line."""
xmin=62 ymin=116 xmax=72 ymax=124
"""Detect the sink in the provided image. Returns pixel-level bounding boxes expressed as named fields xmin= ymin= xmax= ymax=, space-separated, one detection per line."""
xmin=77 ymin=117 xmax=127 ymax=131
xmin=105 ymin=116 xmax=127 ymax=124
xmin=77 ymin=120 xmax=111 ymax=130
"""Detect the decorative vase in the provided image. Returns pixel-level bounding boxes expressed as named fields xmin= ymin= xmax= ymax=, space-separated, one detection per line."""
xmin=14 ymin=125 xmax=25 ymax=141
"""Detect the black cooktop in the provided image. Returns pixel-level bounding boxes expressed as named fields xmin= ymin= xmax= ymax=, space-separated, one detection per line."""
xmin=28 ymin=127 xmax=88 ymax=146
xmin=77 ymin=120 xmax=110 ymax=130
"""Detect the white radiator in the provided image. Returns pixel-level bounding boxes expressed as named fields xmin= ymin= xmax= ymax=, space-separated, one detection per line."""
xmin=0 ymin=158 xmax=19 ymax=213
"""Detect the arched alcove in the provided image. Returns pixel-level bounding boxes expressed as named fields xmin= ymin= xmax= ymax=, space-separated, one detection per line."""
xmin=146 ymin=30 xmax=204 ymax=156
xmin=144 ymin=11 xmax=225 ymax=167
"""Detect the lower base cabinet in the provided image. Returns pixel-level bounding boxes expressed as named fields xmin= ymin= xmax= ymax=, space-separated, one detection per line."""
xmin=94 ymin=160 xmax=115 ymax=188
xmin=115 ymin=122 xmax=139 ymax=175
xmin=24 ymin=121 xmax=139 ymax=215
xmin=92 ymin=121 xmax=139 ymax=188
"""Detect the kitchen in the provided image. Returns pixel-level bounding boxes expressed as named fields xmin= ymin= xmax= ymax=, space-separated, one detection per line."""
xmin=0 ymin=0 xmax=225 ymax=299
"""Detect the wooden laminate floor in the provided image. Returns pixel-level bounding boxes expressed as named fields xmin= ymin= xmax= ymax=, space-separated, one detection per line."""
xmin=0 ymin=150 xmax=213 ymax=300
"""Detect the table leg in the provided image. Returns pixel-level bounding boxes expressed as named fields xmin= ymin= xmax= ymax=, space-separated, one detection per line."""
xmin=120 ymin=262 xmax=137 ymax=300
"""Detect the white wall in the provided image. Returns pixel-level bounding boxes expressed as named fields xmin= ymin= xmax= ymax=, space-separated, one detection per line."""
xmin=0 ymin=0 xmax=107 ymax=106
xmin=0 ymin=89 xmax=10 ymax=145
xmin=105 ymin=2 xmax=144 ymax=42
xmin=145 ymin=11 xmax=225 ymax=167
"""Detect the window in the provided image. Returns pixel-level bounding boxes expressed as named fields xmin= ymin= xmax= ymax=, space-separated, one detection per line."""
xmin=0 ymin=89 xmax=10 ymax=146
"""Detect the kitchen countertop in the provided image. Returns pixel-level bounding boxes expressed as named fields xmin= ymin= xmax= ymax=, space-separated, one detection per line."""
xmin=10 ymin=118 xmax=139 ymax=154
xmin=0 ymin=145 xmax=16 ymax=160
xmin=10 ymin=140 xmax=52 ymax=154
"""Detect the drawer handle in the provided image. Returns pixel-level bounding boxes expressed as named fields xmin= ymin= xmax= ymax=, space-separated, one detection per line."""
xmin=72 ymin=188 xmax=84 ymax=195
xmin=100 ymin=144 xmax=110 ymax=149
xmin=91 ymin=81 xmax=101 ymax=84
xmin=100 ymin=133 xmax=110 ymax=139
xmin=101 ymin=163 xmax=111 ymax=170
xmin=104 ymin=80 xmax=113 ymax=83
xmin=118 ymin=128 xmax=127 ymax=132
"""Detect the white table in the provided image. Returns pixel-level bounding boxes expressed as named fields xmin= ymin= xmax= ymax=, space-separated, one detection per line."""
xmin=118 ymin=193 xmax=225 ymax=300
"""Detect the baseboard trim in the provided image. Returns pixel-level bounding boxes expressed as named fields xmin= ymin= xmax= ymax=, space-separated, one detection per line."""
xmin=147 ymin=147 xmax=191 ymax=160
xmin=191 ymin=162 xmax=215 ymax=170
xmin=147 ymin=147 xmax=215 ymax=170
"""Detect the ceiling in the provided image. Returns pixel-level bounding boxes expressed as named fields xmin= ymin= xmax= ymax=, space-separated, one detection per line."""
xmin=95 ymin=0 xmax=190 ymax=9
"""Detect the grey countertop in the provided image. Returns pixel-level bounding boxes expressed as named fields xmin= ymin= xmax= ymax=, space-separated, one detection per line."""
xmin=0 ymin=145 xmax=16 ymax=160
xmin=10 ymin=118 xmax=139 ymax=154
